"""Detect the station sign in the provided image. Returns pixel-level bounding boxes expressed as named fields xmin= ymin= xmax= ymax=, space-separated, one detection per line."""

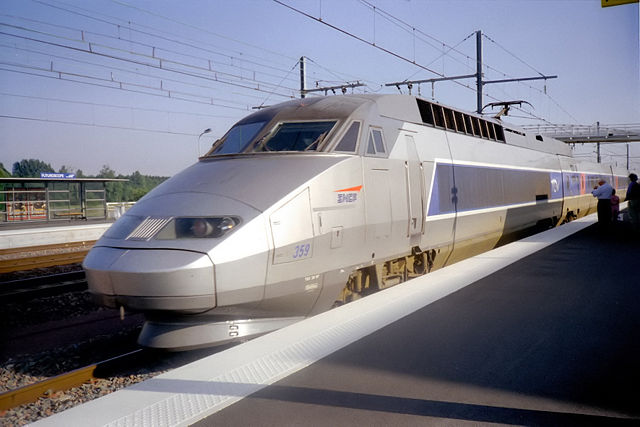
xmin=40 ymin=172 xmax=76 ymax=179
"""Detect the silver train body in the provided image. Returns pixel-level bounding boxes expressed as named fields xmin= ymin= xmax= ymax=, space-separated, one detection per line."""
xmin=84 ymin=94 xmax=629 ymax=349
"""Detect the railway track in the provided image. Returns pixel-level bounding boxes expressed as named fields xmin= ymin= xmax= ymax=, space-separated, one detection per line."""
xmin=0 ymin=241 xmax=95 ymax=273
xmin=0 ymin=271 xmax=87 ymax=301
xmin=1 ymin=341 xmax=236 ymax=420
xmin=0 ymin=350 xmax=144 ymax=411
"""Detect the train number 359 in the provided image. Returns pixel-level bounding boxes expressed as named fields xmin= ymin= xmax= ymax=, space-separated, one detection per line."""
xmin=293 ymin=243 xmax=311 ymax=259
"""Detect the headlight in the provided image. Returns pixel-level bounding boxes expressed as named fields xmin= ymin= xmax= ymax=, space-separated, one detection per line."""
xmin=155 ymin=216 xmax=240 ymax=239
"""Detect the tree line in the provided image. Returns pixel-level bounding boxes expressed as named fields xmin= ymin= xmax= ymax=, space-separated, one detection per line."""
xmin=4 ymin=159 xmax=168 ymax=202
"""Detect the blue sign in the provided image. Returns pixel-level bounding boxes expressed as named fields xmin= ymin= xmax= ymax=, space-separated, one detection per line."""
xmin=40 ymin=173 xmax=76 ymax=179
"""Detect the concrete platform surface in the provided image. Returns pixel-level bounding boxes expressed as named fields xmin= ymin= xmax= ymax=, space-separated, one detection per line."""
xmin=0 ymin=223 xmax=111 ymax=249
xmin=202 ymin=220 xmax=640 ymax=426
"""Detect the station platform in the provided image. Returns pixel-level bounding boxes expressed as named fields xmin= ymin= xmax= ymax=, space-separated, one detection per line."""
xmin=35 ymin=214 xmax=640 ymax=426
xmin=0 ymin=222 xmax=111 ymax=250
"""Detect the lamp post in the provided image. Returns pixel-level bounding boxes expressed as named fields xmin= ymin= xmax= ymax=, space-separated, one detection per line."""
xmin=197 ymin=128 xmax=212 ymax=157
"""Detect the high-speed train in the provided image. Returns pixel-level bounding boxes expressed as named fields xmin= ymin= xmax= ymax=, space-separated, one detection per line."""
xmin=83 ymin=94 xmax=629 ymax=349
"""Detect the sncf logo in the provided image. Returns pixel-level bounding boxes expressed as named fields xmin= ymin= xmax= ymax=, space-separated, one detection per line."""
xmin=338 ymin=193 xmax=358 ymax=203
xmin=335 ymin=185 xmax=362 ymax=204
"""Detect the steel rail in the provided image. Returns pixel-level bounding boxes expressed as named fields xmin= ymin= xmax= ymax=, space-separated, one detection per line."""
xmin=1 ymin=270 xmax=85 ymax=288
xmin=0 ymin=241 xmax=95 ymax=273
xmin=0 ymin=271 xmax=87 ymax=301
xmin=0 ymin=241 xmax=94 ymax=256
xmin=0 ymin=252 xmax=88 ymax=273
xmin=0 ymin=349 xmax=144 ymax=411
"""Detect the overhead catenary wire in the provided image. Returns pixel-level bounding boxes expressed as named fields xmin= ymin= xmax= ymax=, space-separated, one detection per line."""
xmin=3 ymin=3 xmax=371 ymax=100
xmin=358 ymin=0 xmax=537 ymax=84
xmin=1 ymin=1 xmax=378 ymax=141
xmin=0 ymin=91 xmax=241 ymax=120
xmin=0 ymin=64 xmax=255 ymax=112
xmin=0 ymin=25 xmax=301 ymax=96
xmin=7 ymin=0 xmax=371 ymax=110
xmin=358 ymin=0 xmax=476 ymax=69
xmin=354 ymin=1 xmax=576 ymax=123
xmin=304 ymin=56 xmax=379 ymax=90
xmin=0 ymin=14 xmax=301 ymax=85
xmin=274 ymin=1 xmax=559 ymax=124
xmin=482 ymin=33 xmax=545 ymax=78
xmin=0 ymin=113 xmax=216 ymax=136
xmin=33 ymin=0 xmax=300 ymax=72
xmin=0 ymin=40 xmax=290 ymax=107
xmin=256 ymin=59 xmax=300 ymax=108
xmin=3 ymin=0 xmax=619 ymax=139
xmin=18 ymin=1 xmax=544 ymax=122
xmin=0 ymin=40 xmax=300 ymax=112
xmin=274 ymin=1 xmax=455 ymax=84
xmin=402 ymin=32 xmax=477 ymax=83
xmin=377 ymin=4 xmax=575 ymax=122
xmin=106 ymin=0 xmax=299 ymax=64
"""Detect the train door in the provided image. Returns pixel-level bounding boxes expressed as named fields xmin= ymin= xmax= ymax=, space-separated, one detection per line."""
xmin=404 ymin=134 xmax=424 ymax=245
xmin=363 ymin=127 xmax=392 ymax=243
xmin=418 ymin=128 xmax=456 ymax=269
xmin=363 ymin=163 xmax=392 ymax=241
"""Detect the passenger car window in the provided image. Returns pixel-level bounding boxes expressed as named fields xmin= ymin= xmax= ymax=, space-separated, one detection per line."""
xmin=253 ymin=121 xmax=336 ymax=152
xmin=334 ymin=121 xmax=360 ymax=152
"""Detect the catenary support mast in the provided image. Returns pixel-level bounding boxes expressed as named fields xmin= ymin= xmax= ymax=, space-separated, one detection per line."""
xmin=476 ymin=30 xmax=483 ymax=113
xmin=386 ymin=30 xmax=557 ymax=114
xmin=300 ymin=56 xmax=306 ymax=99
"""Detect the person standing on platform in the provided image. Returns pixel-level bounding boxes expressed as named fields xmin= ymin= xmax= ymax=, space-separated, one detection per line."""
xmin=591 ymin=179 xmax=613 ymax=228
xmin=611 ymin=189 xmax=620 ymax=222
xmin=625 ymin=173 xmax=640 ymax=232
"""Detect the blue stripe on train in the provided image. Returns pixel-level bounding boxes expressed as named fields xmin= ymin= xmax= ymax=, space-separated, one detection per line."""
xmin=427 ymin=163 xmax=616 ymax=216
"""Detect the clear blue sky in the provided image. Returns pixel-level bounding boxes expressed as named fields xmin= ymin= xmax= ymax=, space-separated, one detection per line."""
xmin=1 ymin=0 xmax=638 ymax=176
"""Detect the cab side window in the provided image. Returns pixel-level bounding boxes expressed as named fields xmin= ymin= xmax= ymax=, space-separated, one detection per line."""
xmin=366 ymin=128 xmax=386 ymax=157
xmin=334 ymin=121 xmax=361 ymax=153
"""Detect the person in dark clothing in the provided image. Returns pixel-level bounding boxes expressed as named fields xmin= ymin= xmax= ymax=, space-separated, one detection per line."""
xmin=626 ymin=173 xmax=640 ymax=232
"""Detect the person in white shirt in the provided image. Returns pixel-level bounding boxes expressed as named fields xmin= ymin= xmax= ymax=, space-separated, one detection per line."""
xmin=591 ymin=179 xmax=614 ymax=227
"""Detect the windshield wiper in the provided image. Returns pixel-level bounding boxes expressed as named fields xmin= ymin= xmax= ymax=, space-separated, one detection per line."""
xmin=251 ymin=134 xmax=272 ymax=152
xmin=304 ymin=131 xmax=328 ymax=151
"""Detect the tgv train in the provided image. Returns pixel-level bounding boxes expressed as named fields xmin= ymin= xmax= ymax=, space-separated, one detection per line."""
xmin=83 ymin=94 xmax=629 ymax=349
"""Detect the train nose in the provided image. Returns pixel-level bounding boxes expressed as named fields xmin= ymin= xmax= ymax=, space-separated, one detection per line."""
xmin=83 ymin=247 xmax=215 ymax=312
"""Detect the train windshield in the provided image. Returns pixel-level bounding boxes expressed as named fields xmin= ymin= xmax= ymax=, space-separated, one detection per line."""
xmin=207 ymin=120 xmax=268 ymax=155
xmin=251 ymin=121 xmax=336 ymax=152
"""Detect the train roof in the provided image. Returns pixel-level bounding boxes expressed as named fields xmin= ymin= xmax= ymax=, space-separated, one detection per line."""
xmin=210 ymin=94 xmax=572 ymax=157
xmin=351 ymin=94 xmax=572 ymax=156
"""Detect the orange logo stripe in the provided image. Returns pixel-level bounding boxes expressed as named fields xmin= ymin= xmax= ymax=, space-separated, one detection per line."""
xmin=335 ymin=185 xmax=363 ymax=192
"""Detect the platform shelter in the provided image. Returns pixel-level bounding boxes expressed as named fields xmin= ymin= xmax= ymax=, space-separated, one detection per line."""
xmin=0 ymin=176 xmax=127 ymax=226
